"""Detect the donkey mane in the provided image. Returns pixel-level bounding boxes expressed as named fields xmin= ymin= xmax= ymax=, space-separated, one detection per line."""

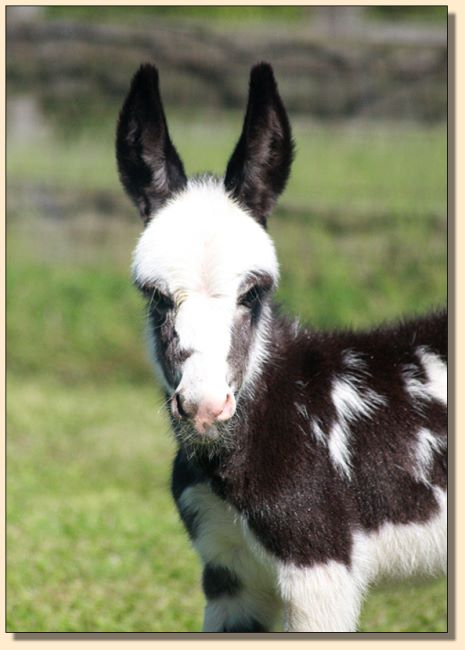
xmin=116 ymin=62 xmax=447 ymax=633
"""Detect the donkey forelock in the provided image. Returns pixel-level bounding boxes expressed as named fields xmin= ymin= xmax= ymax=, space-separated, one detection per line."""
xmin=132 ymin=176 xmax=279 ymax=297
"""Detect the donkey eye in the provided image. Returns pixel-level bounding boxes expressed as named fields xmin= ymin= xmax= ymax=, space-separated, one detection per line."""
xmin=152 ymin=290 xmax=174 ymax=312
xmin=143 ymin=287 xmax=174 ymax=312
xmin=238 ymin=285 xmax=261 ymax=309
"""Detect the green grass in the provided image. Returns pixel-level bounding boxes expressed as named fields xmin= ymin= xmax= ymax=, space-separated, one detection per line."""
xmin=6 ymin=257 xmax=148 ymax=384
xmin=42 ymin=5 xmax=447 ymax=28
xmin=44 ymin=5 xmax=305 ymax=27
xmin=360 ymin=579 xmax=446 ymax=632
xmin=7 ymin=376 xmax=203 ymax=632
xmin=7 ymin=114 xmax=447 ymax=632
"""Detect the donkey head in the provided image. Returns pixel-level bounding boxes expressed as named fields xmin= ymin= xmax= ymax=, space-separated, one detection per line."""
xmin=116 ymin=63 xmax=293 ymax=446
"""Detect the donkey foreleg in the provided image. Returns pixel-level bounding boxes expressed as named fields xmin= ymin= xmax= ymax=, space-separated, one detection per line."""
xmin=278 ymin=561 xmax=366 ymax=632
xmin=202 ymin=561 xmax=279 ymax=632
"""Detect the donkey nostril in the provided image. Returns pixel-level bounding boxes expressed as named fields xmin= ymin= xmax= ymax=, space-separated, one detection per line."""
xmin=175 ymin=392 xmax=188 ymax=419
xmin=215 ymin=391 xmax=236 ymax=422
xmin=224 ymin=392 xmax=234 ymax=409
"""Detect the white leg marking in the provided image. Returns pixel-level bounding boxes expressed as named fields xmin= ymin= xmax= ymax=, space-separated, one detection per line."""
xmin=179 ymin=484 xmax=281 ymax=631
xmin=351 ymin=487 xmax=447 ymax=582
xmin=278 ymin=561 xmax=365 ymax=632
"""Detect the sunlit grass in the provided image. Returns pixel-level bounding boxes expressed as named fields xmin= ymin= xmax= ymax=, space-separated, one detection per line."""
xmin=7 ymin=376 xmax=446 ymax=632
xmin=360 ymin=578 xmax=447 ymax=632
xmin=7 ymin=376 xmax=203 ymax=632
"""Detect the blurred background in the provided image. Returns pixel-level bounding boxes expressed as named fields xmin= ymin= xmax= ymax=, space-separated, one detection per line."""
xmin=7 ymin=6 xmax=447 ymax=632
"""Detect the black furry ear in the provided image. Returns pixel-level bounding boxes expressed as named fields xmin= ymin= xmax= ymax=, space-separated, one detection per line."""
xmin=116 ymin=64 xmax=187 ymax=223
xmin=224 ymin=63 xmax=294 ymax=227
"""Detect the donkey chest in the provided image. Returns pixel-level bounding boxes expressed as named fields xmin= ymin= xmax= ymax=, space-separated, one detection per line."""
xmin=176 ymin=480 xmax=278 ymax=586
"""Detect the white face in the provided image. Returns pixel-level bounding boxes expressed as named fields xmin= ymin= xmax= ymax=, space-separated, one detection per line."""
xmin=132 ymin=178 xmax=279 ymax=445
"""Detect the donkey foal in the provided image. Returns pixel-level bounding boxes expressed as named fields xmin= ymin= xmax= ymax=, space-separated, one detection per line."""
xmin=116 ymin=63 xmax=447 ymax=632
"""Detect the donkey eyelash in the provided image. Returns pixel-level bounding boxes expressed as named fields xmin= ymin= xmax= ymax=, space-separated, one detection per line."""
xmin=152 ymin=291 xmax=174 ymax=311
xmin=238 ymin=284 xmax=267 ymax=308
xmin=139 ymin=284 xmax=174 ymax=311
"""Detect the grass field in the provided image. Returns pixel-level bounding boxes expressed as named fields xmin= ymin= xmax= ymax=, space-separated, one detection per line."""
xmin=7 ymin=113 xmax=447 ymax=632
xmin=43 ymin=5 xmax=446 ymax=26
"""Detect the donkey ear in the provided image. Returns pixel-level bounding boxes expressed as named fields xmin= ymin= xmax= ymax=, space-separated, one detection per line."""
xmin=224 ymin=63 xmax=294 ymax=227
xmin=116 ymin=64 xmax=187 ymax=223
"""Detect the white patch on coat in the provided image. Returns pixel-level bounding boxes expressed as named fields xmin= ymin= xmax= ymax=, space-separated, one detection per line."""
xmin=351 ymin=487 xmax=447 ymax=583
xmin=402 ymin=362 xmax=428 ymax=402
xmin=295 ymin=404 xmax=330 ymax=447
xmin=311 ymin=417 xmax=327 ymax=445
xmin=403 ymin=348 xmax=447 ymax=407
xmin=417 ymin=346 xmax=447 ymax=406
xmin=412 ymin=427 xmax=447 ymax=485
xmin=328 ymin=421 xmax=352 ymax=479
xmin=277 ymin=560 xmax=365 ymax=632
xmin=179 ymin=483 xmax=282 ymax=631
xmin=133 ymin=177 xmax=279 ymax=398
xmin=341 ymin=349 xmax=369 ymax=373
xmin=329 ymin=375 xmax=386 ymax=479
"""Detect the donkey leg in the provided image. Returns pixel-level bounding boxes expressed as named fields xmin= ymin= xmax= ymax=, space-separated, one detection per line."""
xmin=201 ymin=561 xmax=280 ymax=632
xmin=176 ymin=482 xmax=280 ymax=632
xmin=278 ymin=560 xmax=365 ymax=632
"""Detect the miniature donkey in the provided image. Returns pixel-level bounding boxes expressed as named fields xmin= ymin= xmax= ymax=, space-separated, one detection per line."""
xmin=116 ymin=63 xmax=447 ymax=632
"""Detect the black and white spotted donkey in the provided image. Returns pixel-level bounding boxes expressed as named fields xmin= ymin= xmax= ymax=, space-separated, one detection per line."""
xmin=116 ymin=63 xmax=447 ymax=632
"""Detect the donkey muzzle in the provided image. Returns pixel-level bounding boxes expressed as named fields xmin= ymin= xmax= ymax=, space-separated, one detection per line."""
xmin=171 ymin=390 xmax=236 ymax=435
